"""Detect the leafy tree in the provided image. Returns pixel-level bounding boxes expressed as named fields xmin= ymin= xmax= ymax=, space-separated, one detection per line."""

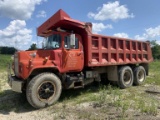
xmin=150 ymin=40 xmax=160 ymax=59
xmin=28 ymin=43 xmax=37 ymax=50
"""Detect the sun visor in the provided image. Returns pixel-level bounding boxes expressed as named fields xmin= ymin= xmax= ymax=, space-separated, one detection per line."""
xmin=37 ymin=9 xmax=85 ymax=36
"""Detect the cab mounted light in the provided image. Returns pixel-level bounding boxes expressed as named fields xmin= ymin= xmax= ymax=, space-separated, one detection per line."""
xmin=42 ymin=30 xmax=53 ymax=34
xmin=56 ymin=27 xmax=67 ymax=32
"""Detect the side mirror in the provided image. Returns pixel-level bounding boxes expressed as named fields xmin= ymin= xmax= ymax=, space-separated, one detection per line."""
xmin=42 ymin=37 xmax=46 ymax=48
xmin=70 ymin=34 xmax=75 ymax=46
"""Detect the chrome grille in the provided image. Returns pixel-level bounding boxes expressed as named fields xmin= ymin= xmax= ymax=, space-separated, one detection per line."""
xmin=14 ymin=53 xmax=19 ymax=76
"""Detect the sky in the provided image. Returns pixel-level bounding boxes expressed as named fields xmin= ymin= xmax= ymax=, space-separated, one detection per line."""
xmin=0 ymin=0 xmax=160 ymax=50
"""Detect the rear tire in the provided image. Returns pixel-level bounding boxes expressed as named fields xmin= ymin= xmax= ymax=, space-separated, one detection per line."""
xmin=118 ymin=66 xmax=133 ymax=89
xmin=26 ymin=73 xmax=62 ymax=108
xmin=133 ymin=66 xmax=146 ymax=85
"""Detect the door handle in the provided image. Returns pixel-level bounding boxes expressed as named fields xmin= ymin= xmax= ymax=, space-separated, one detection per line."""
xmin=77 ymin=51 xmax=83 ymax=56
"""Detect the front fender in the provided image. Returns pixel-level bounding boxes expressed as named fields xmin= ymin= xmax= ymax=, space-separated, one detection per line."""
xmin=28 ymin=66 xmax=60 ymax=79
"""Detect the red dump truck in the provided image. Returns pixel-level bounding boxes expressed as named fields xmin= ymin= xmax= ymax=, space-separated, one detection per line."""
xmin=8 ymin=9 xmax=153 ymax=108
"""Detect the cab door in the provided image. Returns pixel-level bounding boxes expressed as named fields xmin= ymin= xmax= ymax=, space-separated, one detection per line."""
xmin=62 ymin=34 xmax=84 ymax=72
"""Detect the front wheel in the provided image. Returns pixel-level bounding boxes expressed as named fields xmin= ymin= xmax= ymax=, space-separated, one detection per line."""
xmin=26 ymin=73 xmax=62 ymax=108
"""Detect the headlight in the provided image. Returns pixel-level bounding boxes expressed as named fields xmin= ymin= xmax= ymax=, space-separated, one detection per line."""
xmin=30 ymin=52 xmax=36 ymax=58
xmin=11 ymin=55 xmax=14 ymax=60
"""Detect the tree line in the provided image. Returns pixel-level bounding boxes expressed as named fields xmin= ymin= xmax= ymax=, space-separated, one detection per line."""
xmin=0 ymin=43 xmax=37 ymax=55
xmin=150 ymin=40 xmax=160 ymax=60
xmin=0 ymin=46 xmax=16 ymax=55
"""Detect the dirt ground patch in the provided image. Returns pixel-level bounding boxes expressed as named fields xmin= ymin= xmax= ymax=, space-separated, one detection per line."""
xmin=0 ymin=72 xmax=160 ymax=120
xmin=0 ymin=95 xmax=160 ymax=120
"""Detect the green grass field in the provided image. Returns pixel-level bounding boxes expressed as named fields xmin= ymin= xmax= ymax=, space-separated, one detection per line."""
xmin=0 ymin=54 xmax=12 ymax=71
xmin=146 ymin=60 xmax=160 ymax=85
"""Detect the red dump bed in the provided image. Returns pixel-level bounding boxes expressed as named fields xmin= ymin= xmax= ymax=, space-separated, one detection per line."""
xmin=86 ymin=34 xmax=153 ymax=67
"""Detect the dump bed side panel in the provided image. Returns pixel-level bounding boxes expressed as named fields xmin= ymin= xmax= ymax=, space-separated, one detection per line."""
xmin=87 ymin=34 xmax=153 ymax=67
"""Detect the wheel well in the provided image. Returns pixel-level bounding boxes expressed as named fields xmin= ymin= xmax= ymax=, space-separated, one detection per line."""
xmin=139 ymin=63 xmax=148 ymax=76
xmin=118 ymin=63 xmax=148 ymax=76
xmin=88 ymin=64 xmax=148 ymax=83
xmin=22 ymin=68 xmax=60 ymax=93
xmin=29 ymin=68 xmax=59 ymax=79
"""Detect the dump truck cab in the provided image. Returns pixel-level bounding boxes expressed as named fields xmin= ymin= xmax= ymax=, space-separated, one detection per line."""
xmin=40 ymin=31 xmax=84 ymax=73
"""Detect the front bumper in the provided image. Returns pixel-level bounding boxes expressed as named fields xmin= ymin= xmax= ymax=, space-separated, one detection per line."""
xmin=8 ymin=64 xmax=23 ymax=93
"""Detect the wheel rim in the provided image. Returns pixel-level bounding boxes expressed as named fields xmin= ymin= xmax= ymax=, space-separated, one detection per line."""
xmin=37 ymin=81 xmax=55 ymax=101
xmin=123 ymin=71 xmax=131 ymax=85
xmin=138 ymin=70 xmax=144 ymax=82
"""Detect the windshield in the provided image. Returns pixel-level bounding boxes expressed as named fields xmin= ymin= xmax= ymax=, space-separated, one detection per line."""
xmin=44 ymin=34 xmax=61 ymax=49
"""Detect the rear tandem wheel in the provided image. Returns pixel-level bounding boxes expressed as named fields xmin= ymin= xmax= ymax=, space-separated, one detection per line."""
xmin=133 ymin=66 xmax=146 ymax=85
xmin=118 ymin=66 xmax=134 ymax=89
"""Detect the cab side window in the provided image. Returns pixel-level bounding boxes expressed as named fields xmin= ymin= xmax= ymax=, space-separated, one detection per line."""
xmin=64 ymin=36 xmax=79 ymax=49
xmin=46 ymin=34 xmax=61 ymax=49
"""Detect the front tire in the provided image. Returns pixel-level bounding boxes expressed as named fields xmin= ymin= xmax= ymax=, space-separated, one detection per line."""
xmin=118 ymin=66 xmax=133 ymax=89
xmin=26 ymin=73 xmax=62 ymax=108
